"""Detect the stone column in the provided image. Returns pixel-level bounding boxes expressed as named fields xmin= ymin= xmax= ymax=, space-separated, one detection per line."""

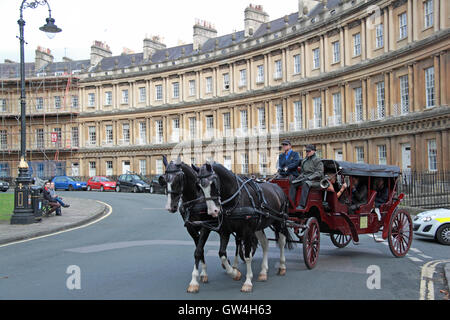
xmin=361 ymin=18 xmax=366 ymax=60
xmin=388 ymin=5 xmax=395 ymax=51
xmin=384 ymin=72 xmax=391 ymax=117
xmin=439 ymin=51 xmax=447 ymax=107
xmin=340 ymin=27 xmax=345 ymax=68
xmin=383 ymin=8 xmax=389 ymax=54
xmin=434 ymin=0 xmax=440 ymax=32
xmin=362 ymin=78 xmax=368 ymax=121
xmin=282 ymin=48 xmax=288 ymax=82
xmin=407 ymin=0 xmax=413 ymax=43
xmin=413 ymin=62 xmax=420 ymax=111
xmin=320 ymin=35 xmax=325 ymax=73
xmin=413 ymin=0 xmax=419 ymax=41
xmin=301 ymin=42 xmax=306 ymax=77
xmin=433 ymin=54 xmax=441 ymax=107
xmin=344 ymin=25 xmax=350 ymax=66
xmin=408 ymin=64 xmax=415 ymax=112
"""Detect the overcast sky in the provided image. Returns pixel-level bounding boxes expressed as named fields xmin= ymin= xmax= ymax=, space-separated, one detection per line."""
xmin=1 ymin=0 xmax=300 ymax=63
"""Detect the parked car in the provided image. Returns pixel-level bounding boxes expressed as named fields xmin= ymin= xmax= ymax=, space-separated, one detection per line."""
xmin=87 ymin=176 xmax=117 ymax=192
xmin=52 ymin=176 xmax=87 ymax=191
xmin=116 ymin=173 xmax=150 ymax=193
xmin=0 ymin=180 xmax=9 ymax=192
xmin=414 ymin=208 xmax=450 ymax=245
xmin=150 ymin=176 xmax=166 ymax=194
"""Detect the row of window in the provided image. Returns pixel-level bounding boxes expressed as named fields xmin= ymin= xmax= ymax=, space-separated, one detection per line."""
xmin=0 ymin=66 xmax=437 ymax=150
xmin=80 ymin=137 xmax=439 ymax=177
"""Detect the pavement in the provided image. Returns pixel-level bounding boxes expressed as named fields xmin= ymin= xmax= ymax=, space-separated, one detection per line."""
xmin=0 ymin=197 xmax=108 ymax=246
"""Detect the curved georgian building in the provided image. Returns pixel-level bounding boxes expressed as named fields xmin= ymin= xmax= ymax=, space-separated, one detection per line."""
xmin=0 ymin=0 xmax=449 ymax=178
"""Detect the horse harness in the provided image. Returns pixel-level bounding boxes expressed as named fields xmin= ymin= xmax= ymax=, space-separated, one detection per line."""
xmin=198 ymin=169 xmax=289 ymax=227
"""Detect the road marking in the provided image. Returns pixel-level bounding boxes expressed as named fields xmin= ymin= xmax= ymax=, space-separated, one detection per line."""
xmin=0 ymin=201 xmax=112 ymax=249
xmin=410 ymin=248 xmax=422 ymax=254
xmin=419 ymin=254 xmax=433 ymax=259
xmin=419 ymin=259 xmax=450 ymax=300
xmin=408 ymin=256 xmax=423 ymax=263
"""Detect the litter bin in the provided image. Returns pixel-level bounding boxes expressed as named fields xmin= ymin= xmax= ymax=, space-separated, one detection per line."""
xmin=30 ymin=186 xmax=44 ymax=218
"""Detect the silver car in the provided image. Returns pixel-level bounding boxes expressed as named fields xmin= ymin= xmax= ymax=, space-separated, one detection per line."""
xmin=413 ymin=208 xmax=450 ymax=245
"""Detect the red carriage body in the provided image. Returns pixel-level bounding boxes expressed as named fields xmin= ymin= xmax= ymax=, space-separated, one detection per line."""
xmin=270 ymin=160 xmax=413 ymax=269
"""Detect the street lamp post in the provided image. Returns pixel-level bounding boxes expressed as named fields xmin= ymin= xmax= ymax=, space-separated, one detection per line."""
xmin=10 ymin=0 xmax=61 ymax=225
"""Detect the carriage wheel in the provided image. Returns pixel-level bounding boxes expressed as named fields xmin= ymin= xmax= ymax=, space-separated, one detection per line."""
xmin=303 ymin=217 xmax=320 ymax=270
xmin=388 ymin=209 xmax=413 ymax=258
xmin=330 ymin=233 xmax=351 ymax=248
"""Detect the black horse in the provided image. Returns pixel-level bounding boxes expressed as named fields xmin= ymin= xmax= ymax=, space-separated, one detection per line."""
xmin=159 ymin=156 xmax=254 ymax=293
xmin=194 ymin=162 xmax=294 ymax=292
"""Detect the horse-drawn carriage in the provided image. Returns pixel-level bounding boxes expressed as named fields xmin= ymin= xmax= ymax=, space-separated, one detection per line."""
xmin=271 ymin=160 xmax=413 ymax=269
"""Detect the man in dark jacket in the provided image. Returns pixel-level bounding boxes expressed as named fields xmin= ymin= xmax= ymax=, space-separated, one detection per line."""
xmin=290 ymin=144 xmax=324 ymax=210
xmin=43 ymin=181 xmax=61 ymax=216
xmin=374 ymin=178 xmax=388 ymax=208
xmin=349 ymin=176 xmax=368 ymax=213
xmin=277 ymin=140 xmax=301 ymax=179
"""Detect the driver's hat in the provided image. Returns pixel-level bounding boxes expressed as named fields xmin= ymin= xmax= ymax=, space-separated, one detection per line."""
xmin=281 ymin=140 xmax=292 ymax=146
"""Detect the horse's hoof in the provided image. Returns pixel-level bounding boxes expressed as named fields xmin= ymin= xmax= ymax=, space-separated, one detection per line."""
xmin=187 ymin=284 xmax=200 ymax=293
xmin=277 ymin=268 xmax=286 ymax=276
xmin=200 ymin=275 xmax=209 ymax=283
xmin=257 ymin=273 xmax=268 ymax=282
xmin=232 ymin=269 xmax=242 ymax=281
xmin=241 ymin=283 xmax=253 ymax=293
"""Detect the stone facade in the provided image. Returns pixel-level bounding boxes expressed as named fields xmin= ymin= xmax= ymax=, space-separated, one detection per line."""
xmin=0 ymin=0 xmax=449 ymax=178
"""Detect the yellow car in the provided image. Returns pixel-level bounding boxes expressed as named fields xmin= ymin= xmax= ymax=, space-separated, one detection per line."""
xmin=414 ymin=209 xmax=450 ymax=245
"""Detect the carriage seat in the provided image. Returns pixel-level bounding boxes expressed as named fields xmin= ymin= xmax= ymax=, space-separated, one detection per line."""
xmin=355 ymin=190 xmax=377 ymax=214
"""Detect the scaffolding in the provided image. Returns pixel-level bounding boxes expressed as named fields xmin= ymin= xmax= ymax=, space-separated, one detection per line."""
xmin=0 ymin=68 xmax=80 ymax=181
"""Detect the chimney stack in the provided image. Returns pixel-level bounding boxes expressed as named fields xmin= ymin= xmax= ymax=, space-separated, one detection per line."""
xmin=245 ymin=4 xmax=269 ymax=37
xmin=35 ymin=46 xmax=54 ymax=71
xmin=193 ymin=19 xmax=217 ymax=51
xmin=90 ymin=40 xmax=112 ymax=67
xmin=143 ymin=35 xmax=166 ymax=60
xmin=298 ymin=0 xmax=320 ymax=20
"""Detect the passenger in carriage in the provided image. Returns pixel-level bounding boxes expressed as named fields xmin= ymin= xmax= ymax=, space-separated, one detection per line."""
xmin=290 ymin=144 xmax=324 ymax=210
xmin=276 ymin=140 xmax=301 ymax=180
xmin=374 ymin=178 xmax=389 ymax=208
xmin=349 ymin=176 xmax=368 ymax=213
xmin=326 ymin=173 xmax=349 ymax=203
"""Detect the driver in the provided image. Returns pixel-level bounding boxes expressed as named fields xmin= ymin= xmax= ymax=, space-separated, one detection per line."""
xmin=276 ymin=140 xmax=301 ymax=180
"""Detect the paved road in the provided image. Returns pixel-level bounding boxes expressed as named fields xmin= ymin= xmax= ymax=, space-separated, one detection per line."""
xmin=0 ymin=191 xmax=448 ymax=300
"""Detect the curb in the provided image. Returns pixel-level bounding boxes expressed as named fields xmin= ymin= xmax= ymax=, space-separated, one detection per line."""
xmin=0 ymin=200 xmax=109 ymax=246
xmin=445 ymin=263 xmax=450 ymax=290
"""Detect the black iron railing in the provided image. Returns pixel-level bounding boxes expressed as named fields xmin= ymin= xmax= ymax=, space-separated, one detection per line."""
xmin=398 ymin=171 xmax=450 ymax=209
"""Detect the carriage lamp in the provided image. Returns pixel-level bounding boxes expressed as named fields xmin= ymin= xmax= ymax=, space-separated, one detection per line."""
xmin=10 ymin=0 xmax=61 ymax=225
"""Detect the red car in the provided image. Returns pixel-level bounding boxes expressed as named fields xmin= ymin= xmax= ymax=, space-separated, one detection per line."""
xmin=87 ymin=176 xmax=117 ymax=192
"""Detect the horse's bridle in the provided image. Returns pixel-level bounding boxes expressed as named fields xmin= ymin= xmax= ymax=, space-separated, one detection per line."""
xmin=164 ymin=166 xmax=185 ymax=198
xmin=197 ymin=169 xmax=254 ymax=216
xmin=197 ymin=170 xmax=222 ymax=203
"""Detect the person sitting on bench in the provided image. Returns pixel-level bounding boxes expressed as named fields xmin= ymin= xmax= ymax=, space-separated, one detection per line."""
xmin=43 ymin=181 xmax=62 ymax=216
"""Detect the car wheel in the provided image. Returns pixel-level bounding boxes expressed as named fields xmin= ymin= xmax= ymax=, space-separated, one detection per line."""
xmin=436 ymin=224 xmax=450 ymax=245
xmin=116 ymin=186 xmax=120 ymax=192
xmin=133 ymin=186 xmax=138 ymax=193
xmin=150 ymin=186 xmax=154 ymax=194
xmin=100 ymin=186 xmax=104 ymax=192
xmin=68 ymin=185 xmax=74 ymax=191
xmin=87 ymin=186 xmax=91 ymax=191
